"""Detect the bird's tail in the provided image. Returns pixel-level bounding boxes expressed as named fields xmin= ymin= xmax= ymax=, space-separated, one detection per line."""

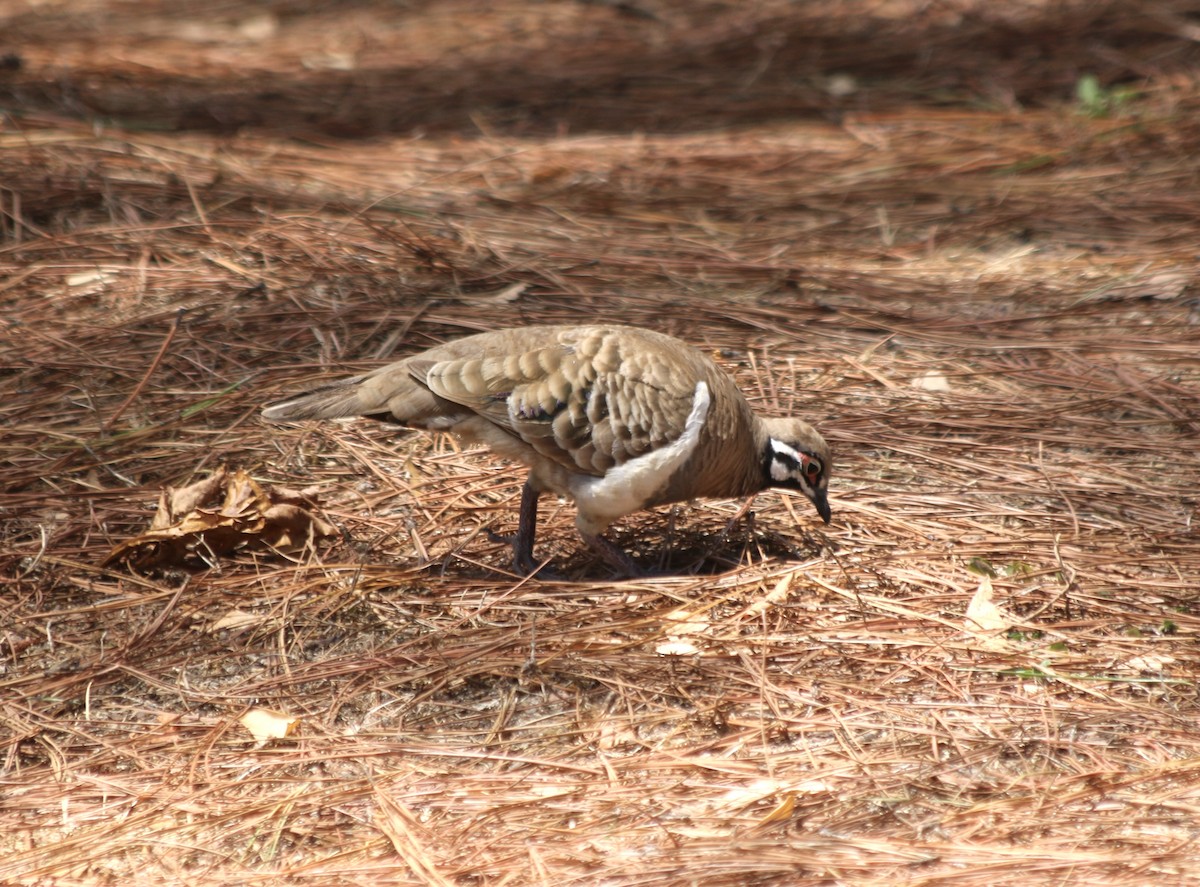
xmin=261 ymin=376 xmax=370 ymax=422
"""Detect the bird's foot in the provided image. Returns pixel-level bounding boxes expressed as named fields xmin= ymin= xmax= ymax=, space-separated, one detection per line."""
xmin=487 ymin=526 xmax=558 ymax=579
xmin=485 ymin=526 xmax=517 ymax=547
xmin=580 ymin=531 xmax=644 ymax=578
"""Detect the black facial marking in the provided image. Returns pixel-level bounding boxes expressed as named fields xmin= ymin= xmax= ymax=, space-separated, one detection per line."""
xmin=763 ymin=442 xmax=801 ymax=486
xmin=763 ymin=441 xmax=824 ymax=490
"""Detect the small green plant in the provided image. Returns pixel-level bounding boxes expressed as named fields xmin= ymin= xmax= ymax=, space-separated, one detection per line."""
xmin=1003 ymin=561 xmax=1033 ymax=577
xmin=1076 ymin=74 xmax=1140 ymax=117
xmin=966 ymin=557 xmax=997 ymax=577
xmin=1004 ymin=629 xmax=1046 ymax=643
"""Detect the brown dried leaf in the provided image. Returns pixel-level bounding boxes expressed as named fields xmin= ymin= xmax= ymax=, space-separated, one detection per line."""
xmin=163 ymin=467 xmax=230 ymax=523
xmin=268 ymin=483 xmax=323 ymax=506
xmin=259 ymin=502 xmax=340 ymax=550
xmin=102 ymin=467 xmax=338 ymax=571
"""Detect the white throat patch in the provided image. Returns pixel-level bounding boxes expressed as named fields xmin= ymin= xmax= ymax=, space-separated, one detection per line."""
xmin=569 ymin=381 xmax=711 ymax=532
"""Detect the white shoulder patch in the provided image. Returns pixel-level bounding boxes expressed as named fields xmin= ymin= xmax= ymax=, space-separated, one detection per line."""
xmin=569 ymin=381 xmax=711 ymax=532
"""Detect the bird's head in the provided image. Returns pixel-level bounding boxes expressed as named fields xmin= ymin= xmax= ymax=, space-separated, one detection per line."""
xmin=759 ymin=418 xmax=832 ymax=524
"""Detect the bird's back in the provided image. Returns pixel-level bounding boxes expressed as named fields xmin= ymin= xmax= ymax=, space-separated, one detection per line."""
xmin=263 ymin=324 xmax=764 ymax=501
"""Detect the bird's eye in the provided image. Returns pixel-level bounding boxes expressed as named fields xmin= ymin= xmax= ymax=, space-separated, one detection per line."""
xmin=805 ymin=461 xmax=821 ymax=481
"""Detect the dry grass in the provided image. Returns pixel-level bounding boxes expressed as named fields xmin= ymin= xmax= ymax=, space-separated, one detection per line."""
xmin=3 ymin=1 xmax=1200 ymax=884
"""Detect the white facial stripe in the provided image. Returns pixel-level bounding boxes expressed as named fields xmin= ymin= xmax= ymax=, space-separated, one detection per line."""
xmin=769 ymin=438 xmax=815 ymax=492
xmin=770 ymin=439 xmax=804 ymax=464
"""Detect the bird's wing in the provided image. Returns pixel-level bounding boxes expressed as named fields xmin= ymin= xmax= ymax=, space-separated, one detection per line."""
xmin=411 ymin=328 xmax=703 ymax=476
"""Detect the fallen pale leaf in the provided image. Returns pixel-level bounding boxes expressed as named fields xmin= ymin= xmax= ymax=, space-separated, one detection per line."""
xmin=459 ymin=282 xmax=527 ymax=306
xmin=207 ymin=609 xmax=267 ymax=633
xmin=239 ymin=708 xmax=300 ymax=745
xmin=66 ymin=267 xmax=121 ymax=288
xmin=913 ymin=371 xmax=951 ymax=392
xmin=302 ymin=51 xmax=357 ymax=71
xmin=741 ymin=571 xmax=794 ymax=620
xmin=754 ymin=792 xmax=796 ymax=826
xmin=663 ymin=605 xmax=710 ymax=636
xmin=237 ymin=13 xmax=278 ymax=40
xmin=965 ymin=576 xmax=1010 ymax=633
xmin=963 ymin=576 xmax=1015 ymax=652
xmin=655 ymin=640 xmax=700 ymax=656
xmin=596 ymin=718 xmax=636 ymax=751
xmin=1126 ymin=654 xmax=1176 ymax=672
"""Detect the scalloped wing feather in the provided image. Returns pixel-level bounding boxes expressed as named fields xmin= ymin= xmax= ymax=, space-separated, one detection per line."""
xmin=415 ymin=329 xmax=701 ymax=477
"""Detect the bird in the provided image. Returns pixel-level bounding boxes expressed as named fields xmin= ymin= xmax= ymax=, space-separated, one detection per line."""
xmin=262 ymin=324 xmax=831 ymax=574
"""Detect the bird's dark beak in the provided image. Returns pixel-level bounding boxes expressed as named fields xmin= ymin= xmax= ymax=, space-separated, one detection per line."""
xmin=811 ymin=489 xmax=832 ymax=524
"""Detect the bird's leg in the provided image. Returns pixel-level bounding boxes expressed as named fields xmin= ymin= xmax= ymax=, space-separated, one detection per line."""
xmin=579 ymin=530 xmax=643 ymax=578
xmin=484 ymin=478 xmax=543 ymax=573
xmin=511 ymin=478 xmax=541 ymax=574
xmin=725 ymin=496 xmax=758 ymax=536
